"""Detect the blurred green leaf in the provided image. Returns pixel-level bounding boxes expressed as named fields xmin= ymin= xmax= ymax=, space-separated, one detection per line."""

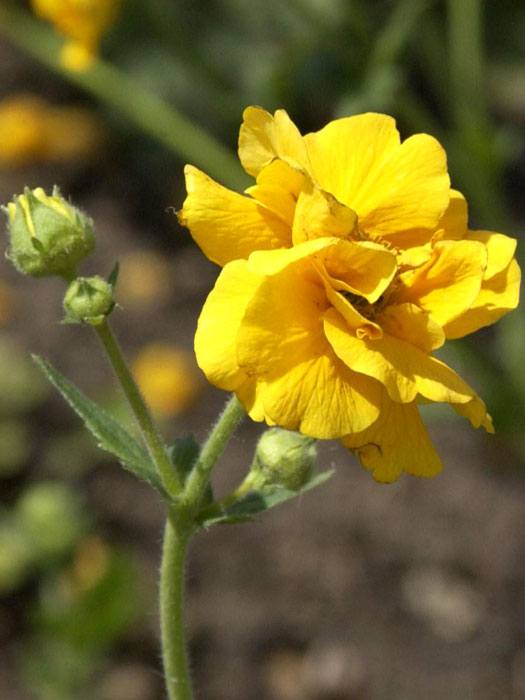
xmin=33 ymin=355 xmax=166 ymax=495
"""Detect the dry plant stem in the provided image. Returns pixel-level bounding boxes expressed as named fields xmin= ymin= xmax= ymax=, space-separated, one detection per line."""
xmin=94 ymin=320 xmax=181 ymax=496
xmin=161 ymin=518 xmax=193 ymax=700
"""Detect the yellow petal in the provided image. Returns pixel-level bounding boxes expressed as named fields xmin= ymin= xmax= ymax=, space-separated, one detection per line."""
xmin=342 ymin=394 xmax=442 ymax=482
xmin=397 ymin=239 xmax=486 ymax=326
xmin=304 ymin=112 xmax=399 ymax=205
xmin=180 ymin=165 xmax=291 ymax=266
xmin=246 ymin=236 xmax=340 ymax=276
xmin=238 ymin=106 xmax=309 ymax=177
xmin=316 ymin=269 xmax=383 ymax=340
xmin=316 ymin=239 xmax=398 ymax=303
xmin=378 ymin=302 xmax=445 ymax=353
xmin=443 ymin=258 xmax=521 ymax=339
xmin=453 ymin=396 xmax=494 ymax=433
xmin=194 ymin=259 xmax=262 ymax=390
xmin=291 ymin=186 xmax=357 ymax=244
xmin=434 ymin=189 xmax=468 ymax=241
xmin=304 ymin=113 xmax=450 ymax=237
xmin=468 ymin=230 xmax=517 ymax=280
xmin=397 ymin=246 xmax=433 ymax=269
xmin=237 ymin=263 xmax=381 ymax=437
xmin=323 ymin=307 xmax=477 ymax=404
xmin=245 ymin=159 xmax=306 ymax=227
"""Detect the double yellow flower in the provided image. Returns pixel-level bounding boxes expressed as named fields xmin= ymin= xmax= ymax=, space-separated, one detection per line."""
xmin=180 ymin=108 xmax=520 ymax=482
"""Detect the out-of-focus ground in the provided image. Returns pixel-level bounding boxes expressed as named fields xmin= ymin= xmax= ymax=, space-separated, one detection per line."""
xmin=0 ymin=2 xmax=524 ymax=698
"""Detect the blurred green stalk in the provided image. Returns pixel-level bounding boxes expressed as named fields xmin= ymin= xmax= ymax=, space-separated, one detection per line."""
xmin=448 ymin=0 xmax=486 ymax=130
xmin=0 ymin=2 xmax=248 ymax=191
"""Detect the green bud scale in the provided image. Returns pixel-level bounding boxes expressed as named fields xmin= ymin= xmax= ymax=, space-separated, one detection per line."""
xmin=63 ymin=275 xmax=115 ymax=325
xmin=3 ymin=186 xmax=95 ymax=278
xmin=252 ymin=428 xmax=316 ymax=491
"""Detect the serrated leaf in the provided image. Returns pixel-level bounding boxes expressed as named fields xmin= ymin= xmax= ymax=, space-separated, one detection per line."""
xmin=33 ymin=355 xmax=165 ymax=495
xmin=198 ymin=469 xmax=334 ymax=528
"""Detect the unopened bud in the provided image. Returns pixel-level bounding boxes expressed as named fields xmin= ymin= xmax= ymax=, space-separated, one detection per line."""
xmin=3 ymin=186 xmax=94 ymax=278
xmin=252 ymin=428 xmax=316 ymax=491
xmin=63 ymin=275 xmax=114 ymax=325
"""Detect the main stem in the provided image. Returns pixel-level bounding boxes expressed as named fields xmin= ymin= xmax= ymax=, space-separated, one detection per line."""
xmin=161 ymin=518 xmax=193 ymax=700
xmin=160 ymin=395 xmax=245 ymax=699
xmin=94 ymin=320 xmax=181 ymax=496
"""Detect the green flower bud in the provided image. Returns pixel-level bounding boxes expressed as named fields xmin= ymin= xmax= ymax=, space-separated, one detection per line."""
xmin=63 ymin=275 xmax=115 ymax=325
xmin=3 ymin=186 xmax=95 ymax=278
xmin=15 ymin=482 xmax=87 ymax=563
xmin=252 ymin=428 xmax=316 ymax=491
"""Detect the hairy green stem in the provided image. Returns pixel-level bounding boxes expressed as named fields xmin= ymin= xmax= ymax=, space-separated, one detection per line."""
xmin=0 ymin=2 xmax=248 ymax=190
xmin=94 ymin=320 xmax=181 ymax=496
xmin=161 ymin=518 xmax=193 ymax=700
xmin=182 ymin=395 xmax=245 ymax=512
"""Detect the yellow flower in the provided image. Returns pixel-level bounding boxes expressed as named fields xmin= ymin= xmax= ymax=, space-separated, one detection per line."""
xmin=132 ymin=343 xmax=201 ymax=419
xmin=0 ymin=94 xmax=102 ymax=168
xmin=180 ymin=108 xmax=520 ymax=482
xmin=31 ymin=0 xmax=120 ymax=71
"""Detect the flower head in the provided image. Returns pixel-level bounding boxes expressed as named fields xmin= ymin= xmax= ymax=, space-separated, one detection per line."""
xmin=180 ymin=108 xmax=520 ymax=482
xmin=0 ymin=94 xmax=103 ymax=168
xmin=31 ymin=0 xmax=120 ymax=71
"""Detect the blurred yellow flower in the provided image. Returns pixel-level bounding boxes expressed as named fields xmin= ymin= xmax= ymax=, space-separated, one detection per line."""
xmin=118 ymin=249 xmax=173 ymax=310
xmin=180 ymin=108 xmax=521 ymax=483
xmin=0 ymin=94 xmax=102 ymax=168
xmin=132 ymin=343 xmax=201 ymax=419
xmin=31 ymin=0 xmax=120 ymax=71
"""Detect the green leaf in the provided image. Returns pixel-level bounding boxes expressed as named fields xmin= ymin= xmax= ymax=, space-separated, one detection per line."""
xmin=107 ymin=261 xmax=120 ymax=289
xmin=198 ymin=469 xmax=334 ymax=528
xmin=33 ymin=355 xmax=165 ymax=495
xmin=168 ymin=435 xmax=199 ymax=480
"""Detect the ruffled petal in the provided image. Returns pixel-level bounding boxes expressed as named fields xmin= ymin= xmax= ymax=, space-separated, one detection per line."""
xmin=397 ymin=239 xmax=486 ymax=326
xmin=316 ymin=239 xmax=398 ymax=303
xmin=237 ymin=262 xmax=382 ymax=438
xmin=444 ymin=258 xmax=521 ymax=339
xmin=180 ymin=165 xmax=291 ymax=266
xmin=238 ymin=106 xmax=309 ymax=177
xmin=378 ymin=302 xmax=445 ymax=353
xmin=468 ymin=230 xmax=517 ymax=280
xmin=194 ymin=259 xmax=265 ymax=420
xmin=342 ymin=393 xmax=442 ymax=482
xmin=291 ymin=186 xmax=357 ymax=244
xmin=323 ymin=307 xmax=477 ymax=404
xmin=245 ymin=159 xmax=307 ymax=227
xmin=304 ymin=113 xmax=450 ymax=237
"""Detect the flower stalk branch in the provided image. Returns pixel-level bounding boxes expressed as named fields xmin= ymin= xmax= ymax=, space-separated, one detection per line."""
xmin=182 ymin=395 xmax=245 ymax=512
xmin=94 ymin=319 xmax=181 ymax=497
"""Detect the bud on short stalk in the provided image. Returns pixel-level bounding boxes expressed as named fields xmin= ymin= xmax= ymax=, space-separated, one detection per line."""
xmin=250 ymin=428 xmax=316 ymax=491
xmin=63 ymin=275 xmax=115 ymax=325
xmin=3 ymin=186 xmax=94 ymax=278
